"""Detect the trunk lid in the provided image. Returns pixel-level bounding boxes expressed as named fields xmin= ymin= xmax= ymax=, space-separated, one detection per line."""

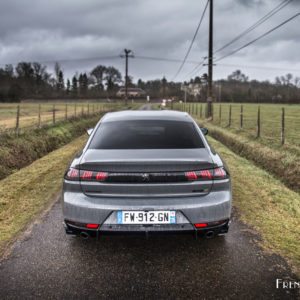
xmin=79 ymin=149 xmax=215 ymax=198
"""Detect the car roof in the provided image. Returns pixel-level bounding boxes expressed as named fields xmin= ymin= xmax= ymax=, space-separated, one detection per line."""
xmin=101 ymin=110 xmax=193 ymax=122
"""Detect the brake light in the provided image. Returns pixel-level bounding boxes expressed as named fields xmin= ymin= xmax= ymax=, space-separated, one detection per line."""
xmin=65 ymin=168 xmax=79 ymax=181
xmin=200 ymin=170 xmax=212 ymax=179
xmin=185 ymin=168 xmax=227 ymax=181
xmin=195 ymin=223 xmax=207 ymax=228
xmin=96 ymin=172 xmax=107 ymax=180
xmin=82 ymin=171 xmax=93 ymax=180
xmin=80 ymin=170 xmax=107 ymax=181
xmin=186 ymin=171 xmax=198 ymax=179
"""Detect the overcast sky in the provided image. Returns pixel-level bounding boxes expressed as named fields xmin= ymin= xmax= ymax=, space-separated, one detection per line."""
xmin=0 ymin=0 xmax=299 ymax=83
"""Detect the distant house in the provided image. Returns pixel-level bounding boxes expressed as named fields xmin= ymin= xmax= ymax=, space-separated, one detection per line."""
xmin=181 ymin=83 xmax=201 ymax=97
xmin=116 ymin=87 xmax=146 ymax=98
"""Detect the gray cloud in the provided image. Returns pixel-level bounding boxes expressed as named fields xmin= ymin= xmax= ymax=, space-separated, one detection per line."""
xmin=0 ymin=0 xmax=299 ymax=82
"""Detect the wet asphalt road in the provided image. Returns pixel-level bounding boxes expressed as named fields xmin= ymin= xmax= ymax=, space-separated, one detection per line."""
xmin=0 ymin=103 xmax=299 ymax=299
xmin=0 ymin=201 xmax=298 ymax=300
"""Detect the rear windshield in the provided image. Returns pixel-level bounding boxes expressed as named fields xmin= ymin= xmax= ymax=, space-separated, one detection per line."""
xmin=89 ymin=120 xmax=204 ymax=149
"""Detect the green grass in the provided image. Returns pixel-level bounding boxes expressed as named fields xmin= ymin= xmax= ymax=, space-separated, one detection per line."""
xmin=0 ymin=114 xmax=106 ymax=180
xmin=0 ymin=102 xmax=139 ymax=180
xmin=0 ymin=101 xmax=133 ymax=131
xmin=207 ymin=136 xmax=300 ymax=275
xmin=0 ymin=135 xmax=88 ymax=257
xmin=174 ymin=102 xmax=300 ymax=151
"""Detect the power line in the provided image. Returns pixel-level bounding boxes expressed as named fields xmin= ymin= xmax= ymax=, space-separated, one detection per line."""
xmin=172 ymin=0 xmax=209 ymax=80
xmin=134 ymin=55 xmax=199 ymax=64
xmin=214 ymin=0 xmax=293 ymax=54
xmin=215 ymin=12 xmax=300 ymax=63
xmin=179 ymin=0 xmax=293 ymax=81
xmin=217 ymin=63 xmax=300 ymax=72
xmin=186 ymin=57 xmax=207 ymax=77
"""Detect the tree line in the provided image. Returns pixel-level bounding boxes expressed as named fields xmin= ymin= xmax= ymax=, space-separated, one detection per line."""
xmin=0 ymin=62 xmax=299 ymax=103
xmin=0 ymin=62 xmax=123 ymax=101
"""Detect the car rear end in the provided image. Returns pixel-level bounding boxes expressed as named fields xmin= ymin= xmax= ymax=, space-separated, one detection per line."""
xmin=62 ymin=111 xmax=232 ymax=238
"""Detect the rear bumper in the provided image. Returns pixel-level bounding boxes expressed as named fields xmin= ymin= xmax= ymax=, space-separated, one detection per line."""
xmin=63 ymin=219 xmax=230 ymax=238
xmin=62 ymin=178 xmax=232 ymax=235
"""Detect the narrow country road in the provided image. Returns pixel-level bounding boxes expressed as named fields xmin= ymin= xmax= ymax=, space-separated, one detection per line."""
xmin=0 ymin=104 xmax=298 ymax=299
xmin=0 ymin=203 xmax=297 ymax=299
xmin=138 ymin=103 xmax=155 ymax=110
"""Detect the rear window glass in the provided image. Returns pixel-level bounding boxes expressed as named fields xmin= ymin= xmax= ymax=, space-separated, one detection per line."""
xmin=89 ymin=120 xmax=204 ymax=149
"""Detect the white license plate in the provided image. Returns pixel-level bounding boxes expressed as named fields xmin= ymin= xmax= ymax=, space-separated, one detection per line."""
xmin=117 ymin=211 xmax=176 ymax=224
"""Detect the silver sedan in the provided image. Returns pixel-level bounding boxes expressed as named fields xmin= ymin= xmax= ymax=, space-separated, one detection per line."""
xmin=62 ymin=110 xmax=232 ymax=239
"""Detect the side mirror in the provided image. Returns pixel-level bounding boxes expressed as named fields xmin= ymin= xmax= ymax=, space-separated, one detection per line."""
xmin=87 ymin=128 xmax=94 ymax=136
xmin=200 ymin=127 xmax=208 ymax=135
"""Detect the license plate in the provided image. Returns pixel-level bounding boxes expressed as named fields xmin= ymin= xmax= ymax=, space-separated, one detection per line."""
xmin=117 ymin=211 xmax=176 ymax=224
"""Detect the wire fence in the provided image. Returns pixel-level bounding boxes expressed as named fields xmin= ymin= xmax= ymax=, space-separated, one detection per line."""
xmin=173 ymin=102 xmax=300 ymax=148
xmin=0 ymin=102 xmax=118 ymax=136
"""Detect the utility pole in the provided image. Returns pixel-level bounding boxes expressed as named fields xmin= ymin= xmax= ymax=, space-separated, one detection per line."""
xmin=162 ymin=76 xmax=167 ymax=99
xmin=121 ymin=49 xmax=134 ymax=106
xmin=207 ymin=0 xmax=214 ymax=118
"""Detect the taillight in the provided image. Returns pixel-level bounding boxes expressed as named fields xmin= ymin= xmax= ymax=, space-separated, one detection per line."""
xmin=64 ymin=168 xmax=80 ymax=181
xmin=213 ymin=167 xmax=227 ymax=179
xmin=185 ymin=167 xmax=228 ymax=181
xmin=64 ymin=168 xmax=108 ymax=182
xmin=80 ymin=170 xmax=107 ymax=181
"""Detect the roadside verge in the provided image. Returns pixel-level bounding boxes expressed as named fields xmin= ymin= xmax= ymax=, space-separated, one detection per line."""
xmin=0 ymin=135 xmax=87 ymax=258
xmin=0 ymin=114 xmax=105 ymax=181
xmin=208 ymin=136 xmax=300 ymax=275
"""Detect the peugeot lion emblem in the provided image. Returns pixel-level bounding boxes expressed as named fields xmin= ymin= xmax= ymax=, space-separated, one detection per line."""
xmin=142 ymin=173 xmax=150 ymax=182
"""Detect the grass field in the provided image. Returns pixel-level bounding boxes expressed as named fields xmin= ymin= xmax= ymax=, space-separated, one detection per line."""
xmin=0 ymin=101 xmax=132 ymax=132
xmin=174 ymin=102 xmax=300 ymax=150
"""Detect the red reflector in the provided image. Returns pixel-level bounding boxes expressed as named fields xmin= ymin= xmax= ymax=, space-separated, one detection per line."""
xmin=82 ymin=171 xmax=93 ymax=180
xmin=200 ymin=170 xmax=212 ymax=179
xmin=195 ymin=223 xmax=208 ymax=228
xmin=186 ymin=171 xmax=198 ymax=179
xmin=86 ymin=224 xmax=98 ymax=229
xmin=96 ymin=172 xmax=107 ymax=181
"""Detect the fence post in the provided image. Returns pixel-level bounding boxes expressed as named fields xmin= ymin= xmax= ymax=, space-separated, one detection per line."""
xmin=65 ymin=104 xmax=68 ymax=120
xmin=281 ymin=107 xmax=285 ymax=145
xmin=93 ymin=104 xmax=95 ymax=114
xmin=200 ymin=104 xmax=203 ymax=119
xmin=219 ymin=104 xmax=222 ymax=124
xmin=15 ymin=105 xmax=20 ymax=134
xmin=88 ymin=103 xmax=90 ymax=116
xmin=257 ymin=105 xmax=260 ymax=138
xmin=240 ymin=105 xmax=243 ymax=129
xmin=82 ymin=105 xmax=84 ymax=116
xmin=38 ymin=104 xmax=41 ymax=128
xmin=195 ymin=103 xmax=198 ymax=116
xmin=53 ymin=104 xmax=55 ymax=124
xmin=75 ymin=103 xmax=77 ymax=118
xmin=228 ymin=104 xmax=232 ymax=127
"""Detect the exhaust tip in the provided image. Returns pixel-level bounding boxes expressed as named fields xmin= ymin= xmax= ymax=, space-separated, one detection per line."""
xmin=205 ymin=231 xmax=215 ymax=239
xmin=80 ymin=231 xmax=90 ymax=239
